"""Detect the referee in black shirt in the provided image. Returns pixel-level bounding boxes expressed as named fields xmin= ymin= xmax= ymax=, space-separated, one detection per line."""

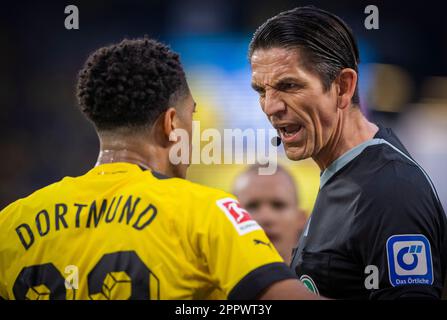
xmin=248 ymin=6 xmax=447 ymax=299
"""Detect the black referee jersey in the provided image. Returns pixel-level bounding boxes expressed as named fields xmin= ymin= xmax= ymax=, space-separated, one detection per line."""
xmin=291 ymin=124 xmax=447 ymax=299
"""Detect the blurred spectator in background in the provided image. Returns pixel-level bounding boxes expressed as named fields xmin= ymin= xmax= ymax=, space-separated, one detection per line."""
xmin=233 ymin=164 xmax=307 ymax=265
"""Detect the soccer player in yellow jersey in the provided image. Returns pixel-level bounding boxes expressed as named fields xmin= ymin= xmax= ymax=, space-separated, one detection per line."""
xmin=0 ymin=38 xmax=318 ymax=300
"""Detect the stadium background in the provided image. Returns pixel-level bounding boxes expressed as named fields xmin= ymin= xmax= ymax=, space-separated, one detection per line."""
xmin=1 ymin=0 xmax=446 ymax=214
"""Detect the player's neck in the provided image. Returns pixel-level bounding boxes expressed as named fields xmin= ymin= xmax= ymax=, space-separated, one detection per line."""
xmin=313 ymin=108 xmax=378 ymax=171
xmin=96 ymin=136 xmax=174 ymax=177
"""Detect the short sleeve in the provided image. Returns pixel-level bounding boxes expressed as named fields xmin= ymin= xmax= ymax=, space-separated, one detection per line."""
xmin=193 ymin=195 xmax=296 ymax=299
xmin=349 ymin=163 xmax=447 ymax=299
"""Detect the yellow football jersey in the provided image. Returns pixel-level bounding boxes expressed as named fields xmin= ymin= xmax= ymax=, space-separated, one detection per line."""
xmin=0 ymin=162 xmax=293 ymax=300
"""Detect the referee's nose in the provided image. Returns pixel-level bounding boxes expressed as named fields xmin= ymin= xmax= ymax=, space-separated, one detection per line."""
xmin=263 ymin=88 xmax=286 ymax=118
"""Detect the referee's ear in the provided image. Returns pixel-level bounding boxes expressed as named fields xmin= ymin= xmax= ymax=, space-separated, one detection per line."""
xmin=335 ymin=68 xmax=358 ymax=109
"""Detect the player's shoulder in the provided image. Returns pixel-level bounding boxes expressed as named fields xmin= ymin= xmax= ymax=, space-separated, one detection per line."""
xmin=153 ymin=174 xmax=235 ymax=203
xmin=0 ymin=177 xmax=67 ymax=218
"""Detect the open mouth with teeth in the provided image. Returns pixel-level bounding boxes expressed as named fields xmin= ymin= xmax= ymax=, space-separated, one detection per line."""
xmin=277 ymin=124 xmax=303 ymax=142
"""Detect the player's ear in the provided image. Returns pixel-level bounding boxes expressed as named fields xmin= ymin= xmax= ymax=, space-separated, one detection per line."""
xmin=162 ymin=107 xmax=179 ymax=142
xmin=335 ymin=68 xmax=357 ymax=109
xmin=150 ymin=107 xmax=178 ymax=147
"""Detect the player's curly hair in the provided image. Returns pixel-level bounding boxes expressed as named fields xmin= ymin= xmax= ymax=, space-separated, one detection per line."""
xmin=77 ymin=37 xmax=188 ymax=131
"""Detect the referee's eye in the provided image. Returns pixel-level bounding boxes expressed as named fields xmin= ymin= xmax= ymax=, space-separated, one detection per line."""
xmin=251 ymin=83 xmax=266 ymax=98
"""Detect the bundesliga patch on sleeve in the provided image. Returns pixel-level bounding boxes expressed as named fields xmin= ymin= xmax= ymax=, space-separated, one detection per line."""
xmin=216 ymin=198 xmax=261 ymax=235
xmin=386 ymin=234 xmax=433 ymax=287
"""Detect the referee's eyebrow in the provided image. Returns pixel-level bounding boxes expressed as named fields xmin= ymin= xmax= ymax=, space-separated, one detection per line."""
xmin=271 ymin=76 xmax=306 ymax=90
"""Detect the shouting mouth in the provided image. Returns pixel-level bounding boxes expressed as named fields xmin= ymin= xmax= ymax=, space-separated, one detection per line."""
xmin=276 ymin=124 xmax=303 ymax=143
